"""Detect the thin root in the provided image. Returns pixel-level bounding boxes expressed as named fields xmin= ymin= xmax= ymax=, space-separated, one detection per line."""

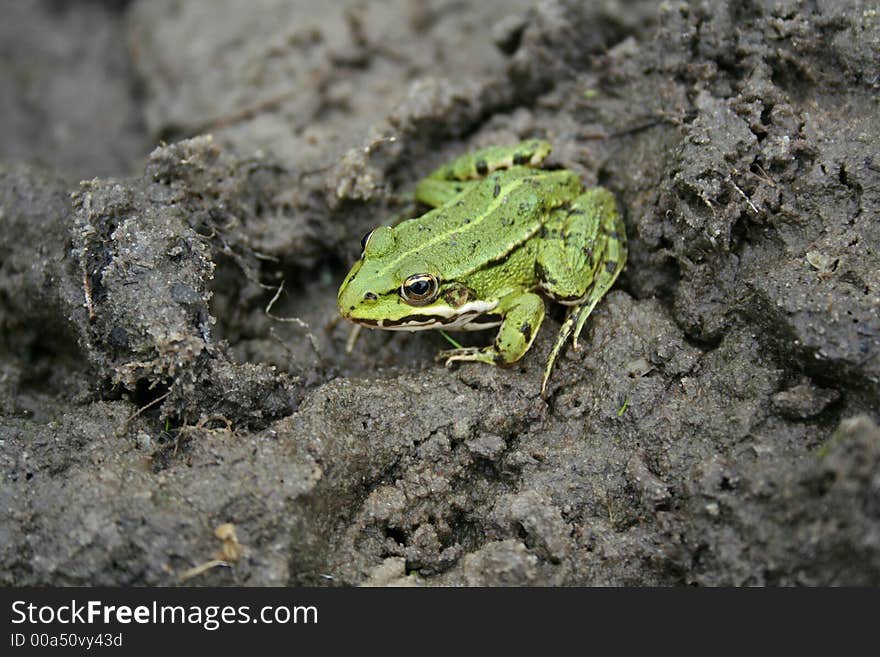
xmin=265 ymin=280 xmax=322 ymax=358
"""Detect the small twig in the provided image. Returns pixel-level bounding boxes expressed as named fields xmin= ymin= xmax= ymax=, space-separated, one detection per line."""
xmin=268 ymin=328 xmax=298 ymax=359
xmin=179 ymin=522 xmax=244 ymax=582
xmin=751 ymin=163 xmax=777 ymax=187
xmin=699 ymin=191 xmax=717 ymax=217
xmin=252 ymin=251 xmax=280 ymax=262
xmin=730 ymin=178 xmax=760 ymax=214
xmin=194 ymin=414 xmax=234 ymax=432
xmin=179 ymin=560 xmax=230 ymax=582
xmin=119 ymin=390 xmax=171 ymax=435
xmin=345 ymin=324 xmax=362 ymax=354
xmin=82 ymin=269 xmax=96 ymax=320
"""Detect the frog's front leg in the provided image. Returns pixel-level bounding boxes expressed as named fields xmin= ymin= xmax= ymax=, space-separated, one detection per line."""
xmin=437 ymin=292 xmax=545 ymax=367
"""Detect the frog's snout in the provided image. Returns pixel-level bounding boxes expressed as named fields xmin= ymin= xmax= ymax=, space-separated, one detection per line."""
xmin=337 ymin=279 xmax=376 ymax=320
xmin=337 ymin=285 xmax=357 ymax=318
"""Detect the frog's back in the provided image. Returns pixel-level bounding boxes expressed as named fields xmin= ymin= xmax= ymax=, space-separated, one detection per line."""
xmin=393 ymin=168 xmax=580 ymax=281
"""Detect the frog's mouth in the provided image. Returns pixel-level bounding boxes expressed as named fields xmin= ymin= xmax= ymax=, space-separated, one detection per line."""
xmin=352 ymin=300 xmax=501 ymax=332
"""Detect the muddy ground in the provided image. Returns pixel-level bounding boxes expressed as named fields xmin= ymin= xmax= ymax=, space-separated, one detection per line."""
xmin=1 ymin=0 xmax=878 ymax=586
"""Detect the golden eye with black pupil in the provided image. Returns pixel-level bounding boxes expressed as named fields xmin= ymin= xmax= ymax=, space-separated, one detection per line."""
xmin=363 ymin=292 xmax=377 ymax=300
xmin=360 ymin=230 xmax=373 ymax=253
xmin=400 ymin=273 xmax=439 ymax=306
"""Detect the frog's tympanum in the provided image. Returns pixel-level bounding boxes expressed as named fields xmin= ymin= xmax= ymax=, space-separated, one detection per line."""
xmin=337 ymin=140 xmax=626 ymax=393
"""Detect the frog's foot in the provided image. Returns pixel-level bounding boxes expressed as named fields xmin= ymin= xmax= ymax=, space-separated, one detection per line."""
xmin=543 ymin=306 xmax=579 ymax=395
xmin=438 ymin=291 xmax=546 ymax=373
xmin=541 ymin=258 xmax=626 ymax=395
xmin=436 ymin=347 xmax=499 ymax=367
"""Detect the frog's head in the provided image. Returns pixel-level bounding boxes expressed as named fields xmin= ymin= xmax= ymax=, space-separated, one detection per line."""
xmin=337 ymin=226 xmax=499 ymax=331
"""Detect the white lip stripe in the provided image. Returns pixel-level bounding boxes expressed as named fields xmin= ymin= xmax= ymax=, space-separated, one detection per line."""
xmin=375 ymin=317 xmax=501 ymax=332
xmin=367 ymin=299 xmax=501 ymax=332
xmin=414 ymin=299 xmax=499 ymax=319
xmin=458 ymin=320 xmax=502 ymax=331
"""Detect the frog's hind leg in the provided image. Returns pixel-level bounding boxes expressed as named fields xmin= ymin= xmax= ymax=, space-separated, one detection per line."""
xmin=426 ymin=140 xmax=552 ymax=183
xmin=414 ymin=178 xmax=477 ymax=208
xmin=415 ymin=140 xmax=553 ymax=207
xmin=570 ymin=199 xmax=626 ymax=348
xmin=536 ymin=187 xmax=626 ymax=393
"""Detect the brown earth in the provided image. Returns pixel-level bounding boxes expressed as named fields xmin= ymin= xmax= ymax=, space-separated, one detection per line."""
xmin=1 ymin=0 xmax=878 ymax=585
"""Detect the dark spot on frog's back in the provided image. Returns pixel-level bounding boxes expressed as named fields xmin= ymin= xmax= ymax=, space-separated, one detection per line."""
xmin=476 ymin=159 xmax=488 ymax=176
xmin=535 ymin=262 xmax=557 ymax=286
xmin=535 ymin=262 xmax=545 ymax=278
xmin=493 ymin=183 xmax=501 ymax=198
xmin=605 ymin=260 xmax=618 ymax=274
xmin=513 ymin=152 xmax=529 ymax=165
xmin=519 ymin=321 xmax=532 ymax=344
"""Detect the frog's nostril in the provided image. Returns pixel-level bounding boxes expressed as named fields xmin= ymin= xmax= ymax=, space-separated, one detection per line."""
xmin=363 ymin=292 xmax=377 ymax=301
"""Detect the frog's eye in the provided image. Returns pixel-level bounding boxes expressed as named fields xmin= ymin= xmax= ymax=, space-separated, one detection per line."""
xmin=362 ymin=226 xmax=396 ymax=258
xmin=360 ymin=230 xmax=373 ymax=254
xmin=400 ymin=273 xmax=439 ymax=306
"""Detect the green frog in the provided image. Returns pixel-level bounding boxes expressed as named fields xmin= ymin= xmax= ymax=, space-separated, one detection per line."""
xmin=337 ymin=140 xmax=626 ymax=394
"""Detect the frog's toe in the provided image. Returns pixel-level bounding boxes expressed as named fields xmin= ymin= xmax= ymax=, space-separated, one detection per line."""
xmin=437 ymin=347 xmax=497 ymax=367
xmin=436 ymin=348 xmax=466 ymax=366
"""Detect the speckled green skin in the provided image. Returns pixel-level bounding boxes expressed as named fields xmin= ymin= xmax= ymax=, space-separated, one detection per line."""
xmin=337 ymin=141 xmax=626 ymax=392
